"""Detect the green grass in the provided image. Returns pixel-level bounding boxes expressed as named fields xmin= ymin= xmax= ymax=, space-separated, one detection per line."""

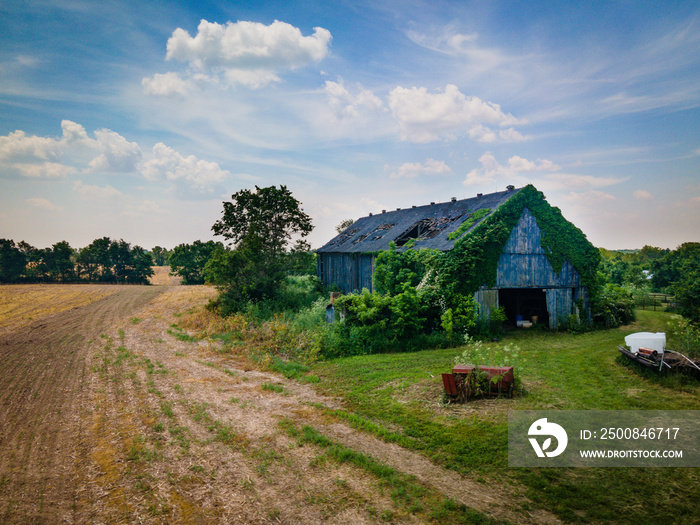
xmin=279 ymin=419 xmax=502 ymax=524
xmin=262 ymin=382 xmax=285 ymax=393
xmin=310 ymin=310 xmax=700 ymax=524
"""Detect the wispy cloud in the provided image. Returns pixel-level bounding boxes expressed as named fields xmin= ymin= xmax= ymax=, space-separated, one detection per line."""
xmin=324 ymin=80 xmax=383 ymax=120
xmin=464 ymin=152 xmax=625 ymax=191
xmin=26 ymin=197 xmax=63 ymax=212
xmin=388 ymin=158 xmax=452 ymax=179
xmin=633 ymin=189 xmax=653 ymax=200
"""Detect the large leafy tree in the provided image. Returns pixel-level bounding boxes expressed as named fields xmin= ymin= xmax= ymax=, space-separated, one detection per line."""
xmin=212 ymin=185 xmax=313 ymax=254
xmin=170 ymin=240 xmax=222 ymax=284
xmin=48 ymin=240 xmax=75 ymax=282
xmin=208 ymin=185 xmax=313 ymax=313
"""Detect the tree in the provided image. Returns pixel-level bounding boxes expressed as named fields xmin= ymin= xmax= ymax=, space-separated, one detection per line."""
xmin=0 ymin=239 xmax=27 ymax=283
xmin=212 ymin=185 xmax=313 ymax=254
xmin=170 ymin=241 xmax=222 ymax=284
xmin=208 ymin=185 xmax=313 ymax=313
xmin=127 ymin=246 xmax=154 ymax=284
xmin=335 ymin=218 xmax=355 ymax=234
xmin=674 ymin=270 xmax=700 ymax=325
xmin=151 ymin=246 xmax=171 ymax=266
xmin=48 ymin=241 xmax=75 ymax=282
xmin=109 ymin=239 xmax=132 ymax=283
xmin=83 ymin=237 xmax=114 ymax=282
xmin=651 ymin=243 xmax=700 ymax=291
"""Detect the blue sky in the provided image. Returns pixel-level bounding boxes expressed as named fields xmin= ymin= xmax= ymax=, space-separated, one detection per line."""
xmin=1 ymin=0 xmax=698 ymax=251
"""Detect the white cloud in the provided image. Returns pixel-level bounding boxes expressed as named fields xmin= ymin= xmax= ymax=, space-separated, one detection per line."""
xmin=60 ymin=120 xmax=94 ymax=146
xmin=87 ymin=129 xmax=142 ymax=173
xmin=389 ymin=158 xmax=452 ymax=179
xmin=0 ymin=129 xmax=76 ymax=179
xmin=0 ymin=121 xmax=146 ymax=179
xmin=465 ymin=152 xmax=612 ymax=190
xmin=0 ymin=122 xmax=234 ymax=194
xmin=26 ymin=197 xmax=63 ymax=211
xmin=0 ymin=130 xmax=61 ymax=163
xmin=142 ymin=72 xmax=193 ymax=96
xmin=464 ymin=152 xmax=554 ymax=186
xmin=73 ymin=180 xmax=123 ymax=199
xmin=633 ymin=189 xmax=653 ymax=200
xmin=324 ymin=80 xmax=383 ymax=120
xmin=407 ymin=26 xmax=504 ymax=66
xmin=561 ymin=190 xmax=617 ymax=205
xmin=541 ymin=173 xmax=624 ymax=191
xmin=463 ymin=152 xmax=626 ymax=192
xmin=141 ymin=142 xmax=230 ymax=191
xmin=145 ymin=19 xmax=332 ymax=92
xmin=388 ymin=84 xmax=526 ymax=143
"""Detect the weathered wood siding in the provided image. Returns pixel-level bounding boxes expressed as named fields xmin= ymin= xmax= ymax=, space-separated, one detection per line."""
xmin=317 ymin=253 xmax=374 ymax=293
xmin=496 ymin=208 xmax=581 ymax=288
xmin=474 ymin=289 xmax=499 ymax=320
xmin=545 ymin=288 xmax=573 ymax=330
xmin=477 ymin=208 xmax=584 ymax=329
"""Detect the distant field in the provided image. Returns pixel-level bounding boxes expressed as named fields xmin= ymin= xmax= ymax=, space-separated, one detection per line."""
xmin=0 ymin=284 xmax=122 ymax=335
xmin=149 ymin=265 xmax=182 ymax=285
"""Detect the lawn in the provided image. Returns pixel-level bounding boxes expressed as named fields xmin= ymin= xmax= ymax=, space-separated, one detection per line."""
xmin=311 ymin=310 xmax=700 ymax=524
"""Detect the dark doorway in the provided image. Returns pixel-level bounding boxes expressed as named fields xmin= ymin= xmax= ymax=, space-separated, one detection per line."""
xmin=498 ymin=288 xmax=548 ymax=327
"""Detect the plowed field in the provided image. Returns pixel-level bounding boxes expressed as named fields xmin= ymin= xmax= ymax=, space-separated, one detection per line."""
xmin=0 ymin=284 xmax=556 ymax=524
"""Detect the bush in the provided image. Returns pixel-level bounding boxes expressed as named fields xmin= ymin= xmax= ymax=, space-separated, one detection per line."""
xmin=591 ymin=284 xmax=635 ymax=328
xmin=328 ymin=287 xmax=456 ymax=357
xmin=667 ymin=315 xmax=700 ymax=359
xmin=674 ymin=270 xmax=700 ymax=326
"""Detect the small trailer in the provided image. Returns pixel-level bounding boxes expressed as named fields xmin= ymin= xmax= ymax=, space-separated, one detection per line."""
xmin=618 ymin=332 xmax=700 ymax=377
xmin=442 ymin=364 xmax=514 ymax=402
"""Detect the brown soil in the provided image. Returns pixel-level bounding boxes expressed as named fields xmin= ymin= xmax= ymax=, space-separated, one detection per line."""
xmin=0 ymin=284 xmax=559 ymax=524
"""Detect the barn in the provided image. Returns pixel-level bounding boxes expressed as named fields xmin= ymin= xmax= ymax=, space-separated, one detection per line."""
xmin=316 ymin=185 xmax=600 ymax=330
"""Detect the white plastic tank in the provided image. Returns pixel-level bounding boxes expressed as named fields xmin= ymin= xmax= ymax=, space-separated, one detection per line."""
xmin=624 ymin=332 xmax=666 ymax=354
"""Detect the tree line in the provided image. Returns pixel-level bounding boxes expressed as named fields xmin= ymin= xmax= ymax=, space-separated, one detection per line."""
xmin=0 ymin=237 xmax=155 ymax=284
xmin=598 ymin=243 xmax=700 ymax=325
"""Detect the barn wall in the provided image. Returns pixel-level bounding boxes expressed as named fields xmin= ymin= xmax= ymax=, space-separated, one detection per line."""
xmin=546 ymin=288 xmax=574 ymax=330
xmin=474 ymin=289 xmax=499 ymax=320
xmin=496 ymin=208 xmax=582 ymax=289
xmin=475 ymin=208 xmax=586 ymax=329
xmin=317 ymin=253 xmax=374 ymax=293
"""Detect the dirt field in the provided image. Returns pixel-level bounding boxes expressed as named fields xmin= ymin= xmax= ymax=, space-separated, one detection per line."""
xmin=0 ymin=284 xmax=558 ymax=524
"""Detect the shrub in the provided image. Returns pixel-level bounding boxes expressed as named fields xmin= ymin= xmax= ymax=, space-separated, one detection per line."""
xmin=329 ymin=287 xmax=456 ymax=356
xmin=673 ymin=270 xmax=700 ymax=326
xmin=590 ymin=284 xmax=635 ymax=328
xmin=667 ymin=315 xmax=700 ymax=359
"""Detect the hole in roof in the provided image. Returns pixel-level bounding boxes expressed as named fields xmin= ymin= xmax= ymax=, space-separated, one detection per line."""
xmin=395 ymin=215 xmax=462 ymax=247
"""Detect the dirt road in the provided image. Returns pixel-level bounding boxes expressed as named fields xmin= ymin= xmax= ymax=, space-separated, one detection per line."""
xmin=0 ymin=285 xmax=557 ymax=524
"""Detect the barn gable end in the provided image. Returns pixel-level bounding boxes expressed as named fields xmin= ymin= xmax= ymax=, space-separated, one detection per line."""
xmin=484 ymin=207 xmax=586 ymax=329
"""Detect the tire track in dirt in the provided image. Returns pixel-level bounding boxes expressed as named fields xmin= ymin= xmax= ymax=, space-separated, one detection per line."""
xmin=0 ymin=286 xmax=165 ymax=524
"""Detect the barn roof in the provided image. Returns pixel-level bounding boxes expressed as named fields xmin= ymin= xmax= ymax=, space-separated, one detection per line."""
xmin=317 ymin=186 xmax=523 ymax=254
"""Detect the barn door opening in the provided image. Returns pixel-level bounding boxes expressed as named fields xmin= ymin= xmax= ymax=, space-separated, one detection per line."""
xmin=498 ymin=288 xmax=549 ymax=327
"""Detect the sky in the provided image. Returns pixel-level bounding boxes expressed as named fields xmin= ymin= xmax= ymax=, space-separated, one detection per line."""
xmin=1 ymin=0 xmax=699 ymax=251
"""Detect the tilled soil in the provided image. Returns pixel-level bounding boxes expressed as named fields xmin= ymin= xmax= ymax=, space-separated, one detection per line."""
xmin=0 ymin=285 xmax=559 ymax=524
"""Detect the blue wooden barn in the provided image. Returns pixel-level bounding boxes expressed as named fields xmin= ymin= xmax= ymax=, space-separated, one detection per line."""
xmin=316 ymin=185 xmax=598 ymax=329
